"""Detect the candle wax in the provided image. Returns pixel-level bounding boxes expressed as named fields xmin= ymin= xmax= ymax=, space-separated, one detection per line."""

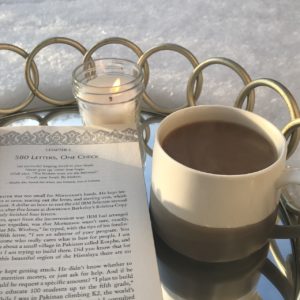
xmin=77 ymin=75 xmax=140 ymax=127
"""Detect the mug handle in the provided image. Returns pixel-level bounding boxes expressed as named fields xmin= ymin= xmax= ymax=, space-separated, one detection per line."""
xmin=271 ymin=168 xmax=300 ymax=239
xmin=271 ymin=225 xmax=300 ymax=239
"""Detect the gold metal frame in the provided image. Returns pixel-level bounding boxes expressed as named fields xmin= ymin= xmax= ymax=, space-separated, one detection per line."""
xmin=235 ymin=79 xmax=300 ymax=158
xmin=0 ymin=37 xmax=300 ymax=157
xmin=137 ymin=43 xmax=202 ymax=114
xmin=83 ymin=37 xmax=150 ymax=86
xmin=0 ymin=44 xmax=39 ymax=114
xmin=25 ymin=37 xmax=87 ymax=106
xmin=186 ymin=57 xmax=255 ymax=110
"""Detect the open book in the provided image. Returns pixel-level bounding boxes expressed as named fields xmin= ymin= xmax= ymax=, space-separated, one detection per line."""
xmin=0 ymin=126 xmax=162 ymax=300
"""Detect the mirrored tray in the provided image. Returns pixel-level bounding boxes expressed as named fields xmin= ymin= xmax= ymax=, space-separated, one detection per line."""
xmin=0 ymin=106 xmax=299 ymax=300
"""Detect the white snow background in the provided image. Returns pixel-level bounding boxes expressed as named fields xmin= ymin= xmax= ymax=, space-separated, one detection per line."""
xmin=0 ymin=0 xmax=300 ymax=131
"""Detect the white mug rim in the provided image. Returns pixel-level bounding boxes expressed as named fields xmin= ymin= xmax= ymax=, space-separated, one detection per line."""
xmin=156 ymin=105 xmax=287 ymax=178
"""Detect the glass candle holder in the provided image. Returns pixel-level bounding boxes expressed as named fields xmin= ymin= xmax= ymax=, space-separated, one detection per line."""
xmin=72 ymin=58 xmax=144 ymax=128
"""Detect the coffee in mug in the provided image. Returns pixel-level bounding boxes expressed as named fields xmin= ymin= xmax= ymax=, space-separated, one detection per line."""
xmin=150 ymin=105 xmax=300 ymax=262
xmin=162 ymin=121 xmax=277 ymax=175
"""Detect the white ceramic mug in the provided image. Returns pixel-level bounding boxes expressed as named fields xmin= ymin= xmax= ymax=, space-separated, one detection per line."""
xmin=150 ymin=105 xmax=300 ymax=262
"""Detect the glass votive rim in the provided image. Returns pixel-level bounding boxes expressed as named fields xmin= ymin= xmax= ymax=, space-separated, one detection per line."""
xmin=72 ymin=58 xmax=144 ymax=104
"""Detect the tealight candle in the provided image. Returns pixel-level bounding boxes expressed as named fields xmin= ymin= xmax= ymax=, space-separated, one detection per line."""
xmin=72 ymin=58 xmax=144 ymax=128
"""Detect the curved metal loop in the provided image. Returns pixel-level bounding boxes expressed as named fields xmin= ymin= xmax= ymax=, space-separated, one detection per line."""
xmin=0 ymin=112 xmax=43 ymax=126
xmin=25 ymin=37 xmax=87 ymax=106
xmin=141 ymin=115 xmax=162 ymax=156
xmin=187 ymin=57 xmax=255 ymax=111
xmin=137 ymin=43 xmax=202 ymax=114
xmin=0 ymin=43 xmax=39 ymax=114
xmin=235 ymin=78 xmax=300 ymax=158
xmin=83 ymin=37 xmax=150 ymax=86
xmin=282 ymin=119 xmax=300 ymax=160
xmin=140 ymin=114 xmax=151 ymax=144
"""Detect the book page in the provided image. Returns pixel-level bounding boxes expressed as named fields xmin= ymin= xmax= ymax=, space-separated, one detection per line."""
xmin=0 ymin=126 xmax=162 ymax=300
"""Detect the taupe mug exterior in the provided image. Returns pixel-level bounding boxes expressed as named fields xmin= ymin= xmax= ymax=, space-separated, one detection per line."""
xmin=150 ymin=105 xmax=300 ymax=262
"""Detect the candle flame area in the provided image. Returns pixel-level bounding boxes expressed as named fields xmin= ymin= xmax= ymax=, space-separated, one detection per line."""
xmin=112 ymin=78 xmax=121 ymax=93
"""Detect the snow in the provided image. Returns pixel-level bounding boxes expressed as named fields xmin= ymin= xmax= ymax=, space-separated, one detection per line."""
xmin=0 ymin=0 xmax=300 ymax=131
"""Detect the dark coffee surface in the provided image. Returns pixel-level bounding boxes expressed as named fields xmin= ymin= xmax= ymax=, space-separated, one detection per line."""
xmin=162 ymin=121 xmax=277 ymax=175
